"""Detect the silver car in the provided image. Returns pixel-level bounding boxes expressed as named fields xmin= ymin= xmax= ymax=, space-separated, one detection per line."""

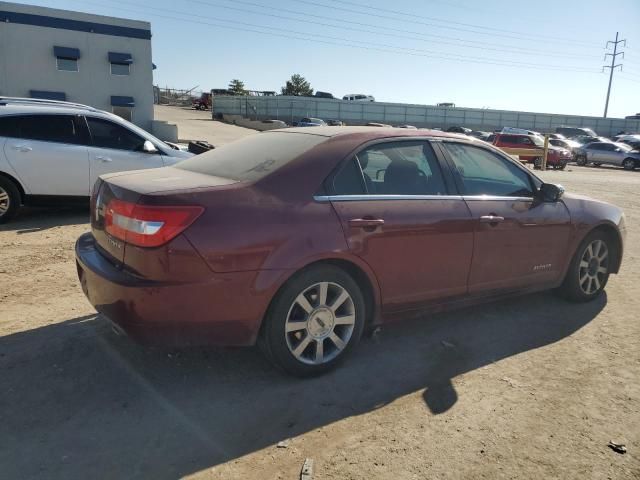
xmin=575 ymin=142 xmax=640 ymax=170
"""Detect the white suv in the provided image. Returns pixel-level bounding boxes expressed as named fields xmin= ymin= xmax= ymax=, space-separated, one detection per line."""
xmin=0 ymin=97 xmax=192 ymax=223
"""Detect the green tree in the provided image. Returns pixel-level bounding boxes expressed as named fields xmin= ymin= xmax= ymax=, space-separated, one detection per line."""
xmin=228 ymin=79 xmax=247 ymax=95
xmin=280 ymin=74 xmax=313 ymax=96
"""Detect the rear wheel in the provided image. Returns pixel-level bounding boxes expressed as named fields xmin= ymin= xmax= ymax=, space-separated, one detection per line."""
xmin=558 ymin=231 xmax=612 ymax=302
xmin=622 ymin=158 xmax=636 ymax=170
xmin=575 ymin=155 xmax=587 ymax=166
xmin=261 ymin=265 xmax=365 ymax=377
xmin=533 ymin=157 xmax=543 ymax=169
xmin=0 ymin=177 xmax=20 ymax=224
xmin=593 ymin=162 xmax=602 ymax=167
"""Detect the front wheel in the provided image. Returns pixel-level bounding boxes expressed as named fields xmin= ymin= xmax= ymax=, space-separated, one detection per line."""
xmin=622 ymin=158 xmax=636 ymax=170
xmin=557 ymin=231 xmax=612 ymax=302
xmin=533 ymin=157 xmax=542 ymax=169
xmin=575 ymin=155 xmax=587 ymax=166
xmin=260 ymin=265 xmax=366 ymax=376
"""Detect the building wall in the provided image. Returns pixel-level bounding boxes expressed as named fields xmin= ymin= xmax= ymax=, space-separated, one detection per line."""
xmin=0 ymin=2 xmax=154 ymax=130
xmin=213 ymin=96 xmax=640 ymax=137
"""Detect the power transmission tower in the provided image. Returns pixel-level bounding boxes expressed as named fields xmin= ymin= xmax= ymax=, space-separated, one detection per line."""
xmin=603 ymin=32 xmax=626 ymax=118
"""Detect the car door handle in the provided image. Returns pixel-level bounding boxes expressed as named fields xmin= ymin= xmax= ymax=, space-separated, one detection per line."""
xmin=11 ymin=145 xmax=32 ymax=152
xmin=96 ymin=156 xmax=113 ymax=163
xmin=349 ymin=218 xmax=385 ymax=228
xmin=479 ymin=215 xmax=505 ymax=224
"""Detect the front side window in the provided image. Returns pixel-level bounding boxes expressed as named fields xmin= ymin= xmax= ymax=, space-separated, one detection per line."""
xmin=110 ymin=63 xmax=130 ymax=75
xmin=18 ymin=115 xmax=79 ymax=144
xmin=86 ymin=117 xmax=145 ymax=151
xmin=442 ymin=143 xmax=535 ymax=197
xmin=333 ymin=141 xmax=447 ymax=195
xmin=56 ymin=57 xmax=78 ymax=72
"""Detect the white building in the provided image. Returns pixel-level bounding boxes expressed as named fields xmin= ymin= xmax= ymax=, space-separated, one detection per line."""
xmin=0 ymin=2 xmax=154 ymax=130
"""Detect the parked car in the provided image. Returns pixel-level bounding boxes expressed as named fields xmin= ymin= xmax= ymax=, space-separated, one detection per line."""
xmin=492 ymin=133 xmax=572 ymax=169
xmin=549 ymin=137 xmax=581 ymax=153
xmin=574 ymin=142 xmax=640 ymax=170
xmin=326 ymin=119 xmax=345 ymax=126
xmin=365 ymin=122 xmax=392 ymax=127
xmin=468 ymin=130 xmax=491 ymax=141
xmin=342 ymin=94 xmax=375 ymax=102
xmin=0 ymin=97 xmax=192 ymax=223
xmin=76 ymin=127 xmax=625 ymax=376
xmin=556 ymin=126 xmax=597 ymax=138
xmin=261 ymin=119 xmax=288 ymax=128
xmin=397 ymin=125 xmax=417 ymax=129
xmin=446 ymin=126 xmax=472 ymax=134
xmin=296 ymin=117 xmax=327 ymax=127
xmin=192 ymin=92 xmax=211 ymax=110
xmin=315 ymin=91 xmax=334 ymax=99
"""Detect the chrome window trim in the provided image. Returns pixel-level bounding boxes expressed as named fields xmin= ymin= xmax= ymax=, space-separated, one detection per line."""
xmin=314 ymin=194 xmax=464 ymax=202
xmin=314 ymin=194 xmax=534 ymax=202
xmin=462 ymin=195 xmax=534 ymax=202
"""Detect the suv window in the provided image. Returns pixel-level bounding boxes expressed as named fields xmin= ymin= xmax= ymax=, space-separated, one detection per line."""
xmin=442 ymin=143 xmax=534 ymax=197
xmin=18 ymin=115 xmax=79 ymax=144
xmin=86 ymin=117 xmax=145 ymax=151
xmin=338 ymin=141 xmax=447 ymax=195
xmin=0 ymin=116 xmax=19 ymax=138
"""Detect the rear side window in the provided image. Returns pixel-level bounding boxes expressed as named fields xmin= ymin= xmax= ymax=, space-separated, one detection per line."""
xmin=0 ymin=117 xmax=19 ymax=137
xmin=18 ymin=115 xmax=79 ymax=144
xmin=333 ymin=158 xmax=365 ymax=195
xmin=176 ymin=132 xmax=326 ymax=181
xmin=86 ymin=117 xmax=145 ymax=151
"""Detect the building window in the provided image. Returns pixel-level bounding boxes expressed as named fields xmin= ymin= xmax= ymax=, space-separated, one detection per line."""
xmin=112 ymin=106 xmax=133 ymax=122
xmin=30 ymin=90 xmax=67 ymax=101
xmin=56 ymin=57 xmax=77 ymax=72
xmin=53 ymin=46 xmax=80 ymax=72
xmin=108 ymin=52 xmax=133 ymax=76
xmin=110 ymin=62 xmax=130 ymax=76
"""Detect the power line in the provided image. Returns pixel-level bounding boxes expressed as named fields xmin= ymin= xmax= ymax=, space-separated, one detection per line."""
xmin=192 ymin=0 xmax=599 ymax=59
xmin=93 ymin=0 xmax=598 ymax=73
xmin=291 ymin=0 xmax=601 ymax=47
xmin=602 ymin=32 xmax=626 ymax=118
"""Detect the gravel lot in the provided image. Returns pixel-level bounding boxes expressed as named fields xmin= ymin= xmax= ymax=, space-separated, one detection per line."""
xmin=1 ymin=131 xmax=639 ymax=478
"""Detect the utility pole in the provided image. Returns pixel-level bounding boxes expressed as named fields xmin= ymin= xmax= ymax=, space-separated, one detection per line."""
xmin=603 ymin=32 xmax=626 ymax=118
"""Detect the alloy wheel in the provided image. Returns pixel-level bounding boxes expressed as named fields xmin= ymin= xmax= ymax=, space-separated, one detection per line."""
xmin=0 ymin=186 xmax=10 ymax=217
xmin=578 ymin=239 xmax=609 ymax=295
xmin=623 ymin=158 xmax=635 ymax=170
xmin=285 ymin=281 xmax=356 ymax=365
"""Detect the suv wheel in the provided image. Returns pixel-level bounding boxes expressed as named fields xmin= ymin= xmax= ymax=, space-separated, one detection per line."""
xmin=575 ymin=155 xmax=587 ymax=166
xmin=622 ymin=158 xmax=636 ymax=170
xmin=260 ymin=265 xmax=365 ymax=377
xmin=0 ymin=177 xmax=20 ymax=224
xmin=533 ymin=157 xmax=543 ymax=169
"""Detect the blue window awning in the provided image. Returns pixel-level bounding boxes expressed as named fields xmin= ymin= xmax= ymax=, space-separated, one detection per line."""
xmin=53 ymin=46 xmax=80 ymax=59
xmin=108 ymin=52 xmax=133 ymax=64
xmin=111 ymin=96 xmax=135 ymax=107
xmin=30 ymin=90 xmax=67 ymax=101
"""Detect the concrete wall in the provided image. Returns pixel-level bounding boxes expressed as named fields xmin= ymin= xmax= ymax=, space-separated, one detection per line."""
xmin=0 ymin=2 xmax=154 ymax=130
xmin=213 ymin=96 xmax=640 ymax=137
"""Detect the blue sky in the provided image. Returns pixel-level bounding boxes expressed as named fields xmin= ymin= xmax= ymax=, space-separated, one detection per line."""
xmin=31 ymin=0 xmax=640 ymax=118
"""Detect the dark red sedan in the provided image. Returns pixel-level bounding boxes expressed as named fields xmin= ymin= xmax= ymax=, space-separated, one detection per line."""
xmin=76 ymin=127 xmax=626 ymax=376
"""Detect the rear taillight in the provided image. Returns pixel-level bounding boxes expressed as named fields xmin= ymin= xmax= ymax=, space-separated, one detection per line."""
xmin=104 ymin=199 xmax=204 ymax=248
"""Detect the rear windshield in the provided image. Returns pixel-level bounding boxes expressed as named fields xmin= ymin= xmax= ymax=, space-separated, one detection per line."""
xmin=176 ymin=132 xmax=326 ymax=181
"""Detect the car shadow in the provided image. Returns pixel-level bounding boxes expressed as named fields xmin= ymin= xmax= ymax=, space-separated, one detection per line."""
xmin=0 ymin=291 xmax=605 ymax=479
xmin=0 ymin=207 xmax=88 ymax=233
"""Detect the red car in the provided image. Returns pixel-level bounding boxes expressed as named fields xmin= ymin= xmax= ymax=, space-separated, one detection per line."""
xmin=76 ymin=128 xmax=625 ymax=376
xmin=493 ymin=133 xmax=572 ymax=170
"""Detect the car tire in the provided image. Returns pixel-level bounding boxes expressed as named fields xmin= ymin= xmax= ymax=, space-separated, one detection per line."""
xmin=0 ymin=176 xmax=20 ymax=224
xmin=557 ymin=231 xmax=612 ymax=303
xmin=533 ymin=157 xmax=542 ymax=169
xmin=575 ymin=155 xmax=587 ymax=166
xmin=623 ymin=158 xmax=636 ymax=170
xmin=593 ymin=162 xmax=602 ymax=167
xmin=260 ymin=265 xmax=366 ymax=377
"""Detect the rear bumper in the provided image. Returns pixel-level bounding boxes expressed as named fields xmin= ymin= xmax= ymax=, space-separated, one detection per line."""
xmin=75 ymin=232 xmax=273 ymax=347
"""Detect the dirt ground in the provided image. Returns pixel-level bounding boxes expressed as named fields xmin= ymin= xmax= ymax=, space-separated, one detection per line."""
xmin=1 ymin=155 xmax=639 ymax=479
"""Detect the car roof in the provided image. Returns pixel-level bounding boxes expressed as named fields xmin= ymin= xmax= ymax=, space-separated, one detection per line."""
xmin=0 ymin=97 xmax=109 ymax=117
xmin=276 ymin=126 xmax=468 ymax=140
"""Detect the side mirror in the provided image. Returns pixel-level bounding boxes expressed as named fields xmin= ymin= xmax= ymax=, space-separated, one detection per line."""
xmin=538 ymin=183 xmax=564 ymax=202
xmin=142 ymin=140 xmax=158 ymax=153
